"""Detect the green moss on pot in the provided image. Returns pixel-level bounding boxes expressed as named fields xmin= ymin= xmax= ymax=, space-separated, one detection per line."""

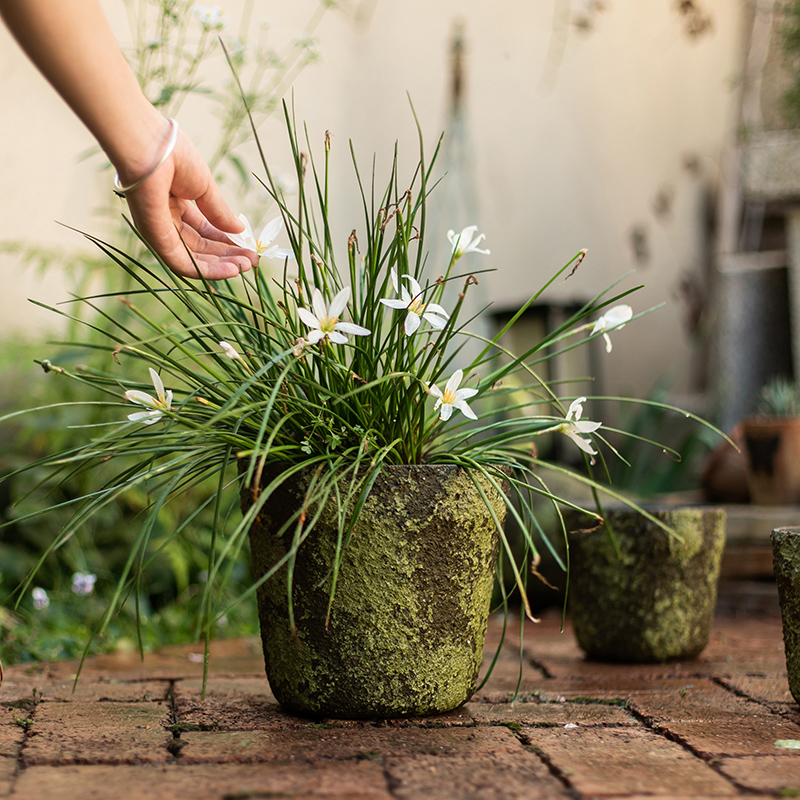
xmin=243 ymin=464 xmax=508 ymax=719
xmin=566 ymin=507 xmax=726 ymax=662
xmin=771 ymin=527 xmax=800 ymax=704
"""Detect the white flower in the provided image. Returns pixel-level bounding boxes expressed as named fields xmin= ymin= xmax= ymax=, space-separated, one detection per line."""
xmin=193 ymin=5 xmax=227 ymax=28
xmin=71 ymin=572 xmax=97 ymax=597
xmin=559 ymin=397 xmax=602 ymax=457
xmin=228 ymin=215 xmax=294 ymax=260
xmin=32 ymin=587 xmax=49 ymax=610
xmin=429 ymin=369 xmax=479 ymax=421
xmin=124 ymin=368 xmax=173 ymax=425
xmin=219 ymin=340 xmax=241 ymax=360
xmin=447 ymin=225 xmax=490 ymax=260
xmin=380 ymin=270 xmax=449 ymax=336
xmin=591 ymin=304 xmax=633 ymax=353
xmin=297 ymin=287 xmax=371 ymax=345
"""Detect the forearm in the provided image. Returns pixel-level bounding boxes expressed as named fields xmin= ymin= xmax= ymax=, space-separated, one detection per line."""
xmin=0 ymin=0 xmax=166 ymax=182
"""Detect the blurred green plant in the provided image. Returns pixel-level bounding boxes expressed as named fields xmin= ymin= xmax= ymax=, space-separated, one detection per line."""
xmin=756 ymin=376 xmax=800 ymax=417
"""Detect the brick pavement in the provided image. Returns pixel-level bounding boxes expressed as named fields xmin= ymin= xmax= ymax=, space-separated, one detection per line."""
xmin=0 ymin=610 xmax=797 ymax=799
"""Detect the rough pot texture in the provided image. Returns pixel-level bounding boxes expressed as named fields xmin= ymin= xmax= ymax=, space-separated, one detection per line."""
xmin=771 ymin=527 xmax=800 ymax=704
xmin=242 ymin=464 xmax=508 ymax=719
xmin=566 ymin=506 xmax=726 ymax=663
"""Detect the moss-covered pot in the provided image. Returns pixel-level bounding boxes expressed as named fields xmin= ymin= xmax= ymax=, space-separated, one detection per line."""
xmin=771 ymin=527 xmax=800 ymax=704
xmin=566 ymin=506 xmax=726 ymax=662
xmin=242 ymin=464 xmax=508 ymax=719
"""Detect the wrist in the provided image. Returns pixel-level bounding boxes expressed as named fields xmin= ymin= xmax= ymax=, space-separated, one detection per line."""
xmin=113 ymin=118 xmax=179 ymax=196
xmin=107 ymin=108 xmax=174 ymax=188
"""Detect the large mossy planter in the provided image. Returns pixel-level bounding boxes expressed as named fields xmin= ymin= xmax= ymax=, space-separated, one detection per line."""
xmin=771 ymin=528 xmax=800 ymax=704
xmin=567 ymin=507 xmax=726 ymax=662
xmin=243 ymin=464 xmax=508 ymax=719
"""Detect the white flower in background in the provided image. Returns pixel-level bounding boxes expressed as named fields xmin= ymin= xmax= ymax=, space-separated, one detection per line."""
xmin=124 ymin=368 xmax=173 ymax=425
xmin=228 ymin=215 xmax=294 ymax=260
xmin=297 ymin=287 xmax=371 ymax=345
xmin=447 ymin=225 xmax=490 ymax=260
xmin=591 ymin=304 xmax=633 ymax=353
xmin=380 ymin=270 xmax=449 ymax=336
xmin=32 ymin=587 xmax=49 ymax=610
xmin=429 ymin=369 xmax=479 ymax=421
xmin=559 ymin=397 xmax=602 ymax=457
xmin=71 ymin=572 xmax=97 ymax=597
xmin=193 ymin=5 xmax=227 ymax=28
xmin=219 ymin=341 xmax=241 ymax=360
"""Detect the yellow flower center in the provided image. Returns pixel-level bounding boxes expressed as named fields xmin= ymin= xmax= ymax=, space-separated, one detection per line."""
xmin=442 ymin=389 xmax=456 ymax=405
xmin=409 ymin=296 xmax=424 ymax=314
xmin=319 ymin=315 xmax=339 ymax=333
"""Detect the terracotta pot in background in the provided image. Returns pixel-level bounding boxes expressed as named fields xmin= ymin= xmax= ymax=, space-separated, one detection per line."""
xmin=742 ymin=417 xmax=800 ymax=505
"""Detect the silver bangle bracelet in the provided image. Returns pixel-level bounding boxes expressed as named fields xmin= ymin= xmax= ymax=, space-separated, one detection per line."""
xmin=113 ymin=118 xmax=179 ymax=197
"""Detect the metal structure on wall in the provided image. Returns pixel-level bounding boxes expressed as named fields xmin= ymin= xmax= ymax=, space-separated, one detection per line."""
xmin=715 ymin=0 xmax=797 ymax=431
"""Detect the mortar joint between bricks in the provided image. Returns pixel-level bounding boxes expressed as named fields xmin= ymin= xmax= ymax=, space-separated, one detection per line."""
xmin=514 ymin=731 xmax=583 ymax=800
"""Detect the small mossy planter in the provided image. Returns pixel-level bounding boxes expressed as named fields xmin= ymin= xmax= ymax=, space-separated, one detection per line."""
xmin=242 ymin=464 xmax=509 ymax=719
xmin=771 ymin=527 xmax=800 ymax=705
xmin=566 ymin=506 xmax=726 ymax=663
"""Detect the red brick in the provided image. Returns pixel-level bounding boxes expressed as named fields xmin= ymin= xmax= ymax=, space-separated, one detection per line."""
xmin=385 ymin=750 xmax=570 ymax=799
xmin=625 ymin=678 xmax=759 ymax=721
xmin=527 ymin=725 xmax=738 ymax=796
xmin=177 ymin=725 xmax=523 ymax=765
xmin=465 ymin=700 xmax=638 ymax=727
xmin=0 ymin=704 xmax=29 ymax=759
xmin=717 ymin=755 xmax=800 ymax=793
xmin=22 ymin=702 xmax=171 ymax=765
xmin=10 ymin=761 xmax=392 ymax=800
xmin=656 ymin=715 xmax=800 ymax=757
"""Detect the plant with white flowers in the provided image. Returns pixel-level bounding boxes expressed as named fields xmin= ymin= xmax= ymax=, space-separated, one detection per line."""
xmin=7 ymin=102 xmax=726 ymax=672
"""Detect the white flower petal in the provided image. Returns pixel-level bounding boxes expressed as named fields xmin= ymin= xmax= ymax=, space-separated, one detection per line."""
xmin=404 ymin=312 xmax=421 ymax=336
xmin=566 ymin=398 xmax=587 ymax=421
xmin=423 ymin=313 xmax=447 ymax=330
xmin=128 ymin=410 xmax=163 ymax=424
xmin=228 ymin=213 xmax=255 ymax=249
xmin=328 ymin=330 xmax=348 ymax=345
xmin=297 ymin=306 xmax=321 ymax=329
xmin=429 ymin=384 xmax=444 ymax=400
xmin=445 ymin=369 xmax=464 ymax=397
xmin=219 ymin=340 xmax=240 ymax=360
xmin=380 ymin=298 xmax=409 ymax=310
xmin=259 ymin=216 xmax=283 ymax=245
xmin=335 ymin=322 xmax=371 ymax=337
xmin=573 ymin=420 xmax=602 ymax=434
xmin=455 ymin=399 xmax=478 ymax=420
xmin=439 ymin=403 xmax=453 ymax=421
xmin=149 ymin=368 xmax=166 ymax=400
xmin=328 ymin=286 xmax=351 ymax=320
xmin=425 ymin=303 xmax=449 ymax=318
xmin=306 ymin=329 xmax=326 ymax=344
xmin=456 ymin=387 xmax=479 ymax=401
xmin=124 ymin=390 xmax=157 ymax=407
xmin=567 ymin=431 xmax=597 ymax=455
xmin=404 ymin=275 xmax=423 ymax=297
xmin=310 ymin=288 xmax=327 ymax=321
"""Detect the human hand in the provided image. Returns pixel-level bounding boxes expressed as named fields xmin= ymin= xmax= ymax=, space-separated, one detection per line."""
xmin=120 ymin=128 xmax=259 ymax=280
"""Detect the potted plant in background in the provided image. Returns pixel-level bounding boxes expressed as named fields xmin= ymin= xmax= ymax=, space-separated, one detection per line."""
xmin=3 ymin=95 xmax=728 ymax=718
xmin=565 ymin=505 xmax=726 ymax=663
xmin=742 ymin=377 xmax=800 ymax=505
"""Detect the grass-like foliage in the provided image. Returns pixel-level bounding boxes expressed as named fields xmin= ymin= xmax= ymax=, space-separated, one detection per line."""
xmin=3 ymin=100 xmax=723 ymax=685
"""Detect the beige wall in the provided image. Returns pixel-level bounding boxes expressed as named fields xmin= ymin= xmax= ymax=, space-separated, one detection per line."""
xmin=0 ymin=0 xmax=744 ymax=401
